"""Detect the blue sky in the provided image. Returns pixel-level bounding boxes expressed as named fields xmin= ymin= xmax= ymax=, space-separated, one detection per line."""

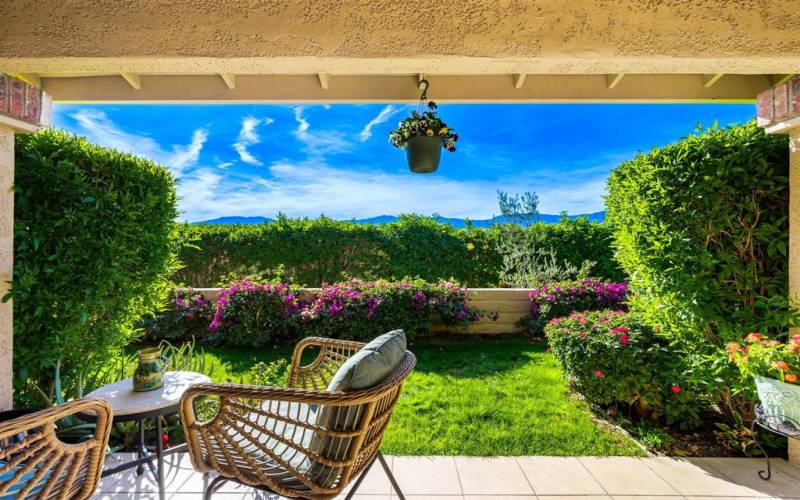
xmin=53 ymin=103 xmax=756 ymax=222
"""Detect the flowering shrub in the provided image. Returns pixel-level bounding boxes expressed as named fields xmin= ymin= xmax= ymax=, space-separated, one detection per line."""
xmin=545 ymin=309 xmax=700 ymax=428
xmin=207 ymin=281 xmax=302 ymax=347
xmin=389 ymin=101 xmax=458 ymax=152
xmin=142 ymin=290 xmax=214 ymax=343
xmin=729 ymin=333 xmax=800 ymax=385
xmin=164 ymin=279 xmax=484 ymax=348
xmin=527 ymin=279 xmax=628 ymax=335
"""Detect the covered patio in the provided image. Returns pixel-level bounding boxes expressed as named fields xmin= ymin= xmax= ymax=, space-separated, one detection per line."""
xmin=2 ymin=2 xmax=800 ymax=498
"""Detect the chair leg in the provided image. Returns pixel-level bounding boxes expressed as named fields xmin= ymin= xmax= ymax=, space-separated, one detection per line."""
xmin=204 ymin=474 xmax=229 ymax=500
xmin=376 ymin=452 xmax=405 ymax=500
xmin=345 ymin=456 xmax=377 ymax=500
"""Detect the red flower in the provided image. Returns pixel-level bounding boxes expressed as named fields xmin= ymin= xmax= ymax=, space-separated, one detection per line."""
xmin=593 ymin=370 xmax=604 ymax=378
xmin=619 ymin=333 xmax=630 ymax=345
xmin=671 ymin=385 xmax=682 ymax=394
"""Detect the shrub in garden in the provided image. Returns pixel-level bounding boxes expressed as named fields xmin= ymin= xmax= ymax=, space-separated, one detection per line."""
xmin=197 ymin=279 xmax=481 ymax=347
xmin=141 ymin=290 xmax=214 ymax=343
xmin=606 ymin=121 xmax=790 ymax=424
xmin=10 ymin=129 xmax=178 ymax=405
xmin=174 ymin=215 xmax=622 ymax=287
xmin=527 ymin=279 xmax=628 ymax=335
xmin=545 ymin=310 xmax=700 ymax=428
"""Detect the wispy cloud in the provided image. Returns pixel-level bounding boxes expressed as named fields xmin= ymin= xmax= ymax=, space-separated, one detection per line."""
xmin=293 ymin=107 xmax=351 ymax=156
xmin=359 ymin=105 xmax=399 ymax=142
xmin=178 ymin=157 xmax=608 ymax=222
xmin=70 ymin=109 xmax=207 ymax=177
xmin=233 ymin=116 xmax=273 ymax=165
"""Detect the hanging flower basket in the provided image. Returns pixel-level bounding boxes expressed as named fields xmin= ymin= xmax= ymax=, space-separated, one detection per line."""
xmin=389 ymin=82 xmax=458 ymax=174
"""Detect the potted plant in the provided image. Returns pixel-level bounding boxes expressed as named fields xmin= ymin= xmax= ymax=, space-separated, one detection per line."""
xmin=729 ymin=333 xmax=800 ymax=425
xmin=389 ymin=100 xmax=458 ymax=174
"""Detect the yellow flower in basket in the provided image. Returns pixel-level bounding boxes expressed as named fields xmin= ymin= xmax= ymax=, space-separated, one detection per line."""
xmin=439 ymin=127 xmax=449 ymax=136
xmin=426 ymin=129 xmax=434 ymax=136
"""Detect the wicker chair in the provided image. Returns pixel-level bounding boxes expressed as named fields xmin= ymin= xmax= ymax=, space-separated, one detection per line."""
xmin=0 ymin=398 xmax=113 ymax=500
xmin=179 ymin=336 xmax=416 ymax=500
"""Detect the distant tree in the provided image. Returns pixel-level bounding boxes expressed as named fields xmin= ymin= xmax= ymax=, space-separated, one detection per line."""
xmin=497 ymin=190 xmax=540 ymax=226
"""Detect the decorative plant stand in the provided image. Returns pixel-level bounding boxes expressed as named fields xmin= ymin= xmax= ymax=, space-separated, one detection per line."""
xmin=751 ymin=404 xmax=800 ymax=480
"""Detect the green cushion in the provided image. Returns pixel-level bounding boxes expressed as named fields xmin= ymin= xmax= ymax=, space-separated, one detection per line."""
xmin=327 ymin=330 xmax=407 ymax=392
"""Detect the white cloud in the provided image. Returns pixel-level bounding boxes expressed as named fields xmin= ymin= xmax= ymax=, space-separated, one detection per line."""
xmin=70 ymin=109 xmax=207 ymax=176
xmin=358 ymin=105 xmax=399 ymax=142
xmin=293 ymin=107 xmax=351 ymax=155
xmin=177 ymin=157 xmax=608 ymax=222
xmin=233 ymin=116 xmax=273 ymax=165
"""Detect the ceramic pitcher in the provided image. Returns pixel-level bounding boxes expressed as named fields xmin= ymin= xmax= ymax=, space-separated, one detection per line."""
xmin=133 ymin=347 xmax=168 ymax=392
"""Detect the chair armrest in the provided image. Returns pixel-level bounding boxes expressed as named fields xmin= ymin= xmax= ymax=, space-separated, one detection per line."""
xmin=288 ymin=337 xmax=366 ymax=389
xmin=0 ymin=398 xmax=112 ymax=500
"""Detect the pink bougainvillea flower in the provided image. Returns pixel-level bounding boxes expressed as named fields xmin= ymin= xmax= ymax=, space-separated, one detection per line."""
xmin=671 ymin=385 xmax=682 ymax=394
xmin=593 ymin=370 xmax=604 ymax=378
xmin=610 ymin=326 xmax=630 ymax=334
xmin=793 ymin=334 xmax=800 ymax=344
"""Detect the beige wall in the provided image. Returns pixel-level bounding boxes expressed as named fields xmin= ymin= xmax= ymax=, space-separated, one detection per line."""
xmin=1 ymin=1 xmax=799 ymax=74
xmin=0 ymin=126 xmax=13 ymax=410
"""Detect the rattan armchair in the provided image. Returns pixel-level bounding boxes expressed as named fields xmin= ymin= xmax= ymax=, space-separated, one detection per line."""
xmin=0 ymin=398 xmax=113 ymax=500
xmin=179 ymin=336 xmax=416 ymax=500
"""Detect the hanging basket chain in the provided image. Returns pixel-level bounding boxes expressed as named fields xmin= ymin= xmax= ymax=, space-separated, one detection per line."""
xmin=418 ymin=79 xmax=430 ymax=113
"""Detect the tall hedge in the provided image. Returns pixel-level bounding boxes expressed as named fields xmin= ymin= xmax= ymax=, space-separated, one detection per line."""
xmin=10 ymin=129 xmax=178 ymax=403
xmin=174 ymin=215 xmax=622 ymax=287
xmin=606 ymin=121 xmax=790 ymax=420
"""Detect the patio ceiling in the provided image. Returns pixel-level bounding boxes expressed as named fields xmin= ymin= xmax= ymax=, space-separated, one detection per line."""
xmin=1 ymin=1 xmax=798 ymax=103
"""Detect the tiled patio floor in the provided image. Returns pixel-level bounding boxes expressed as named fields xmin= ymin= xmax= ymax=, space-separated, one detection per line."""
xmin=97 ymin=453 xmax=800 ymax=499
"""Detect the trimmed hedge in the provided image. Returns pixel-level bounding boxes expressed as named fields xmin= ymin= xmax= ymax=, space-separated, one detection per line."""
xmin=606 ymin=121 xmax=790 ymax=423
xmin=174 ymin=215 xmax=622 ymax=287
xmin=10 ymin=129 xmax=178 ymax=404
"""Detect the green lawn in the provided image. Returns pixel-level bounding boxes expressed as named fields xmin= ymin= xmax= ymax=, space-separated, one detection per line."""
xmin=194 ymin=336 xmax=642 ymax=456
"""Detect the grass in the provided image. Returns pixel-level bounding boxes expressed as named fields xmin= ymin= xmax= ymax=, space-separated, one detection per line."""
xmin=192 ymin=336 xmax=642 ymax=456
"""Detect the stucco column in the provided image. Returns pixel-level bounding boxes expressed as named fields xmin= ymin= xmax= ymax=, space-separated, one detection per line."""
xmin=0 ymin=125 xmax=11 ymax=411
xmin=0 ymin=74 xmax=52 ymax=410
xmin=758 ymin=77 xmax=800 ymax=463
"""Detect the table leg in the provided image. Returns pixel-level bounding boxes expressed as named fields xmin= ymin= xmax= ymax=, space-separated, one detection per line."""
xmin=136 ymin=419 xmax=145 ymax=475
xmin=156 ymin=416 xmax=165 ymax=500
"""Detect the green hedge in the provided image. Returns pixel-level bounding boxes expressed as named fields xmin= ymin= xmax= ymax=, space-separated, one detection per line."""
xmin=174 ymin=215 xmax=622 ymax=287
xmin=606 ymin=121 xmax=790 ymax=424
xmin=10 ymin=129 xmax=178 ymax=405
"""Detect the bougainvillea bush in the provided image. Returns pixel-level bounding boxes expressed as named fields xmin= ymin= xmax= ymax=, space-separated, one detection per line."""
xmin=545 ymin=309 xmax=700 ymax=428
xmin=141 ymin=290 xmax=214 ymax=343
xmin=527 ymin=279 xmax=628 ymax=335
xmin=147 ymin=279 xmax=485 ymax=348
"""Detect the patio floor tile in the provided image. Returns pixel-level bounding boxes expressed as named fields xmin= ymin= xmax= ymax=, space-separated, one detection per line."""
xmin=689 ymin=458 xmax=800 ymax=498
xmin=641 ymin=457 xmax=765 ymax=497
xmin=517 ymin=456 xmax=606 ymax=495
xmin=455 ymin=457 xmax=533 ymax=495
xmin=578 ymin=457 xmax=679 ymax=496
xmin=392 ymin=456 xmax=462 ymax=495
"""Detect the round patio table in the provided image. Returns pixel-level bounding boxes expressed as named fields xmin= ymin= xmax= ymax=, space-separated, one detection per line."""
xmin=84 ymin=370 xmax=211 ymax=500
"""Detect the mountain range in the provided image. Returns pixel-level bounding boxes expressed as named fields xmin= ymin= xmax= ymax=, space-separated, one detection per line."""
xmin=195 ymin=212 xmax=606 ymax=227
